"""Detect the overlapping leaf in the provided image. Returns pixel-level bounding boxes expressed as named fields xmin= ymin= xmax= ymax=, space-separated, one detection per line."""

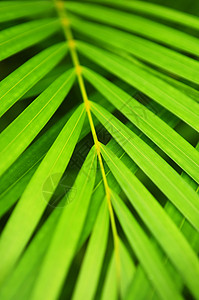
xmin=0 ymin=69 xmax=75 ymax=176
xmin=0 ymin=104 xmax=86 ymax=283
xmin=71 ymin=16 xmax=199 ymax=84
xmin=0 ymin=1 xmax=199 ymax=299
xmin=89 ymin=0 xmax=199 ymax=30
xmin=111 ymin=191 xmax=183 ymax=300
xmin=72 ymin=200 xmax=109 ymax=300
xmin=78 ymin=43 xmax=199 ymax=133
xmin=0 ymin=43 xmax=68 ymax=117
xmin=91 ymin=101 xmax=199 ymax=231
xmin=30 ymin=146 xmax=97 ymax=300
xmin=83 ymin=67 xmax=199 ymax=183
xmin=0 ymin=1 xmax=53 ymax=22
xmin=67 ymin=2 xmax=199 ymax=56
xmin=0 ymin=18 xmax=60 ymax=61
xmin=100 ymin=144 xmax=199 ymax=299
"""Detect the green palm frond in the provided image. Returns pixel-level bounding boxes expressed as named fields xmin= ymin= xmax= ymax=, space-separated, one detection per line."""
xmin=0 ymin=1 xmax=199 ymax=300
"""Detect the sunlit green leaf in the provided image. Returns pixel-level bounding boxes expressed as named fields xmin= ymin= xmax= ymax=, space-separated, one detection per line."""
xmin=0 ymin=69 xmax=75 ymax=176
xmin=83 ymin=67 xmax=199 ymax=183
xmin=100 ymin=144 xmax=199 ymax=299
xmin=0 ymin=104 xmax=86 ymax=283
xmin=30 ymin=146 xmax=97 ymax=300
xmin=111 ymin=191 xmax=183 ymax=300
xmin=68 ymin=2 xmax=199 ymax=56
xmin=0 ymin=1 xmax=53 ymax=22
xmin=71 ymin=16 xmax=199 ymax=84
xmin=72 ymin=200 xmax=109 ymax=300
xmin=91 ymin=101 xmax=199 ymax=231
xmin=91 ymin=0 xmax=199 ymax=30
xmin=0 ymin=1 xmax=199 ymax=299
xmin=0 ymin=43 xmax=68 ymax=117
xmin=0 ymin=18 xmax=60 ymax=61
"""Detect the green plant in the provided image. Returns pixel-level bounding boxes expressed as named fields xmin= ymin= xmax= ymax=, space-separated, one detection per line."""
xmin=0 ymin=0 xmax=199 ymax=299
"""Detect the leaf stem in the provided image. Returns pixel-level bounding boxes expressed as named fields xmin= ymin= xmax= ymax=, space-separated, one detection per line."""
xmin=54 ymin=0 xmax=121 ymax=287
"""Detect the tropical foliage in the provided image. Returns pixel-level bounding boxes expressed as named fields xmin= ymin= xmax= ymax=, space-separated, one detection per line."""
xmin=0 ymin=0 xmax=199 ymax=299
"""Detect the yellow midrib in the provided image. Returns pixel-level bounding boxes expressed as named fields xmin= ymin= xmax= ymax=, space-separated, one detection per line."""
xmin=54 ymin=0 xmax=121 ymax=288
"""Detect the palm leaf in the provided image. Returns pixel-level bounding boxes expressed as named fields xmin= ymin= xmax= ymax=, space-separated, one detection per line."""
xmin=91 ymin=101 xmax=199 ymax=230
xmin=0 ymin=105 xmax=85 ymax=282
xmin=83 ymin=68 xmax=199 ymax=183
xmin=89 ymin=0 xmax=199 ymax=30
xmin=0 ymin=1 xmax=53 ymax=22
xmin=0 ymin=1 xmax=199 ymax=299
xmin=30 ymin=146 xmax=97 ymax=300
xmin=111 ymin=191 xmax=183 ymax=300
xmin=100 ymin=144 xmax=199 ymax=299
xmin=0 ymin=69 xmax=75 ymax=176
xmin=0 ymin=18 xmax=60 ymax=61
xmin=0 ymin=108 xmax=75 ymax=217
xmin=0 ymin=43 xmax=68 ymax=117
xmin=67 ymin=2 xmax=199 ymax=56
xmin=72 ymin=200 xmax=109 ymax=300
xmin=78 ymin=42 xmax=199 ymax=132
xmin=71 ymin=16 xmax=199 ymax=84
